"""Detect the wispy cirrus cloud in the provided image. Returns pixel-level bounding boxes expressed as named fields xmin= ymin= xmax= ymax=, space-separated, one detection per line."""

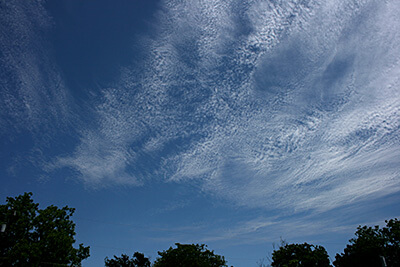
xmin=0 ymin=0 xmax=71 ymax=135
xmin=56 ymin=0 xmax=400 ymax=217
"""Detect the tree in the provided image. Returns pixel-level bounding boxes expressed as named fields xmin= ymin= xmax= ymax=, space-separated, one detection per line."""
xmin=333 ymin=218 xmax=400 ymax=267
xmin=105 ymin=252 xmax=151 ymax=267
xmin=0 ymin=192 xmax=90 ymax=266
xmin=271 ymin=242 xmax=331 ymax=267
xmin=153 ymin=243 xmax=227 ymax=267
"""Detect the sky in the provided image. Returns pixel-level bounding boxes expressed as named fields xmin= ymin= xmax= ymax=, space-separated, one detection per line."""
xmin=1 ymin=0 xmax=399 ymax=266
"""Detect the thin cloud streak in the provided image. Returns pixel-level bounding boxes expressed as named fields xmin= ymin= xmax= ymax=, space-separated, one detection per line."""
xmin=0 ymin=0 xmax=71 ymax=135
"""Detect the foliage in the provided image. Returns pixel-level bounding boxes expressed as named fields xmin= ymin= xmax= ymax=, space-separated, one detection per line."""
xmin=153 ymin=243 xmax=227 ymax=267
xmin=271 ymin=242 xmax=331 ymax=267
xmin=333 ymin=218 xmax=400 ymax=267
xmin=105 ymin=252 xmax=151 ymax=267
xmin=0 ymin=192 xmax=90 ymax=266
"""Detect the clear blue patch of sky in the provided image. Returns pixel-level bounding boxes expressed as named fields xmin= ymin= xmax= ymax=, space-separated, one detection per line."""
xmin=45 ymin=0 xmax=161 ymax=95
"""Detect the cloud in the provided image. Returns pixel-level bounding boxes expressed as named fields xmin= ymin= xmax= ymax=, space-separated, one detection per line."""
xmin=0 ymin=0 xmax=71 ymax=135
xmin=54 ymin=133 xmax=140 ymax=186
xmin=57 ymin=0 xmax=400 ymax=217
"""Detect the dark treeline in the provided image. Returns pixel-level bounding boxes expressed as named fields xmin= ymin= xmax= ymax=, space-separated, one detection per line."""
xmin=1 ymin=193 xmax=399 ymax=266
xmin=262 ymin=216 xmax=399 ymax=267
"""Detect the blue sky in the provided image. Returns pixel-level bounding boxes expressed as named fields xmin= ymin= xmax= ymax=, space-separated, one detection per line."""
xmin=1 ymin=0 xmax=400 ymax=266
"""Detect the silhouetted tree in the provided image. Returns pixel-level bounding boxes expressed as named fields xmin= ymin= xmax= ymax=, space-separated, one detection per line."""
xmin=271 ymin=242 xmax=331 ymax=267
xmin=0 ymin=192 xmax=90 ymax=266
xmin=105 ymin=252 xmax=150 ymax=267
xmin=133 ymin=252 xmax=151 ymax=267
xmin=333 ymin=218 xmax=400 ymax=267
xmin=153 ymin=243 xmax=227 ymax=267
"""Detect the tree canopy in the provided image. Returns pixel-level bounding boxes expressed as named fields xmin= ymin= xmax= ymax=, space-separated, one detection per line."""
xmin=2 ymin=192 xmax=398 ymax=267
xmin=105 ymin=252 xmax=151 ymax=267
xmin=271 ymin=242 xmax=331 ymax=267
xmin=333 ymin=218 xmax=400 ymax=267
xmin=0 ymin=192 xmax=90 ymax=266
xmin=153 ymin=243 xmax=227 ymax=267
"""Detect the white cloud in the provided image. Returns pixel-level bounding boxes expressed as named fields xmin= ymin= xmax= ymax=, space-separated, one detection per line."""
xmin=0 ymin=0 xmax=71 ymax=134
xmin=59 ymin=0 xmax=400 ymax=218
